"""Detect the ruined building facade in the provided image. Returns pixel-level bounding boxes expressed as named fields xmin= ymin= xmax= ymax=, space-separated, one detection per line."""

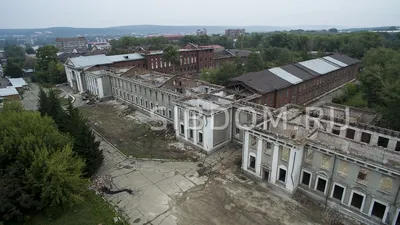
xmin=64 ymin=53 xmax=400 ymax=224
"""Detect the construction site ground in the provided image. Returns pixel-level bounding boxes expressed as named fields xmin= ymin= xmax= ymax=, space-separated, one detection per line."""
xmin=80 ymin=101 xmax=196 ymax=160
xmin=86 ymin=100 xmax=345 ymax=225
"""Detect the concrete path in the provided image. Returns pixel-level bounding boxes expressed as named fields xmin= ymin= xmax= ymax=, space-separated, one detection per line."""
xmin=96 ymin=138 xmax=324 ymax=225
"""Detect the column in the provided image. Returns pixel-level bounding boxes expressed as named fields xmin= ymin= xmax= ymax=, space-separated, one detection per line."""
xmin=354 ymin=129 xmax=362 ymax=142
xmin=242 ymin=131 xmax=249 ymax=171
xmin=204 ymin=115 xmax=214 ymax=151
xmin=255 ymin=138 xmax=262 ymax=177
xmin=388 ymin=139 xmax=398 ymax=151
xmin=184 ymin=109 xmax=189 ymax=140
xmin=174 ymin=106 xmax=179 ymax=137
xmin=286 ymin=146 xmax=304 ymax=193
xmin=270 ymin=143 xmax=280 ymax=184
xmin=371 ymin=133 xmax=379 ymax=146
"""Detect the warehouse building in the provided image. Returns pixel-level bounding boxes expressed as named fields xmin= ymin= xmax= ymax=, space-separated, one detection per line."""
xmin=227 ymin=54 xmax=359 ymax=108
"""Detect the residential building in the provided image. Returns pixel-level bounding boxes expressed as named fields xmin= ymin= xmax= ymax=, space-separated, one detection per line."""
xmin=225 ymin=29 xmax=245 ymax=37
xmin=56 ymin=37 xmax=88 ymax=53
xmin=8 ymin=78 xmax=28 ymax=91
xmin=0 ymin=86 xmax=20 ymax=100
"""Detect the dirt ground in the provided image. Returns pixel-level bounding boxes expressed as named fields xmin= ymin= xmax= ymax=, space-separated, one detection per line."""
xmin=95 ymin=132 xmax=327 ymax=225
xmin=81 ymin=101 xmax=196 ymax=160
xmin=88 ymin=100 xmax=346 ymax=225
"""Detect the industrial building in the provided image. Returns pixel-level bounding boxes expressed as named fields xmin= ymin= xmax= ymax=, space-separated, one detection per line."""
xmin=227 ymin=54 xmax=359 ymax=107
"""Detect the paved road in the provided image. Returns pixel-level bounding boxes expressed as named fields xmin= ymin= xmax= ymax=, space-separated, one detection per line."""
xmin=20 ymin=82 xmax=85 ymax=111
xmin=21 ymin=81 xmax=40 ymax=110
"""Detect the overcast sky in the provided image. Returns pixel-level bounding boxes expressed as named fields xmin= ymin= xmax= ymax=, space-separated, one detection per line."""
xmin=1 ymin=0 xmax=399 ymax=29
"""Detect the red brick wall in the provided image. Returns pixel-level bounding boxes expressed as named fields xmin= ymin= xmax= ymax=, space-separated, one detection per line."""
xmin=254 ymin=63 xmax=359 ymax=108
xmin=113 ymin=59 xmax=146 ymax=69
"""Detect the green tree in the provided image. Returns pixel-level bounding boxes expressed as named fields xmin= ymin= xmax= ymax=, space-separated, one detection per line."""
xmin=4 ymin=45 xmax=25 ymax=59
xmin=48 ymin=61 xmax=67 ymax=84
xmin=328 ymin=28 xmax=339 ymax=33
xmin=0 ymin=103 xmax=85 ymax=223
xmin=26 ymin=47 xmax=35 ymax=54
xmin=244 ymin=52 xmax=264 ymax=72
xmin=162 ymin=46 xmax=180 ymax=73
xmin=4 ymin=61 xmax=23 ymax=77
xmin=65 ymin=101 xmax=103 ymax=177
xmin=360 ymin=47 xmax=400 ymax=130
xmin=38 ymin=92 xmax=103 ymax=177
xmin=35 ymin=46 xmax=59 ymax=83
xmin=36 ymin=46 xmax=58 ymax=71
xmin=276 ymin=48 xmax=296 ymax=65
xmin=201 ymin=61 xmax=241 ymax=85
xmin=38 ymin=87 xmax=50 ymax=116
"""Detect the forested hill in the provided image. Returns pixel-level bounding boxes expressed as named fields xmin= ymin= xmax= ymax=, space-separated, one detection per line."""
xmin=0 ymin=25 xmax=347 ymax=36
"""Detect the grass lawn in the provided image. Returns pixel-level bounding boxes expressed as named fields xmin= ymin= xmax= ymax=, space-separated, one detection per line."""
xmin=27 ymin=191 xmax=125 ymax=225
xmin=342 ymin=91 xmax=368 ymax=108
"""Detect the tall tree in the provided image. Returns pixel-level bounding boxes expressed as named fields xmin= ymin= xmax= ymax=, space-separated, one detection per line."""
xmin=0 ymin=103 xmax=85 ymax=223
xmin=162 ymin=46 xmax=180 ymax=73
xmin=244 ymin=52 xmax=265 ymax=72
xmin=4 ymin=61 xmax=23 ymax=78
xmin=65 ymin=101 xmax=103 ymax=177
xmin=360 ymin=47 xmax=400 ymax=130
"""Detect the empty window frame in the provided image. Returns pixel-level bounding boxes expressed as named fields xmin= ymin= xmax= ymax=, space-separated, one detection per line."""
xmin=332 ymin=125 xmax=341 ymax=135
xmin=250 ymin=135 xmax=257 ymax=148
xmin=369 ymin=199 xmax=388 ymax=222
xmin=330 ymin=183 xmax=346 ymax=202
xmin=349 ymin=191 xmax=366 ymax=211
xmin=361 ymin=132 xmax=371 ymax=144
xmin=377 ymin=136 xmax=389 ymax=148
xmin=168 ymin=109 xmax=172 ymax=119
xmin=264 ymin=141 xmax=273 ymax=155
xmin=249 ymin=155 xmax=256 ymax=170
xmin=198 ymin=132 xmax=203 ymax=144
xmin=235 ymin=128 xmax=240 ymax=136
xmin=180 ymin=124 xmax=184 ymax=135
xmin=315 ymin=176 xmax=328 ymax=195
xmin=346 ymin=128 xmax=356 ymax=139
xmin=301 ymin=170 xmax=312 ymax=187
xmin=396 ymin=141 xmax=400 ymax=152
xmin=189 ymin=129 xmax=193 ymax=139
xmin=357 ymin=168 xmax=369 ymax=182
xmin=140 ymin=99 xmax=143 ymax=106
xmin=278 ymin=167 xmax=287 ymax=183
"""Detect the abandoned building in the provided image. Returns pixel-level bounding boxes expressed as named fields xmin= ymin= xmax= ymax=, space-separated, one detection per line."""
xmin=227 ymin=54 xmax=359 ymax=107
xmin=63 ymin=52 xmax=400 ymax=225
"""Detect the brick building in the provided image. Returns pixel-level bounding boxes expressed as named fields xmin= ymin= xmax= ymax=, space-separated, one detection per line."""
xmin=227 ymin=54 xmax=359 ymax=108
xmin=143 ymin=48 xmax=214 ymax=75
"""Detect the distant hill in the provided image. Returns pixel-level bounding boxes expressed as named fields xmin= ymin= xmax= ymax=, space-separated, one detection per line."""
xmin=0 ymin=25 xmax=350 ymax=37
